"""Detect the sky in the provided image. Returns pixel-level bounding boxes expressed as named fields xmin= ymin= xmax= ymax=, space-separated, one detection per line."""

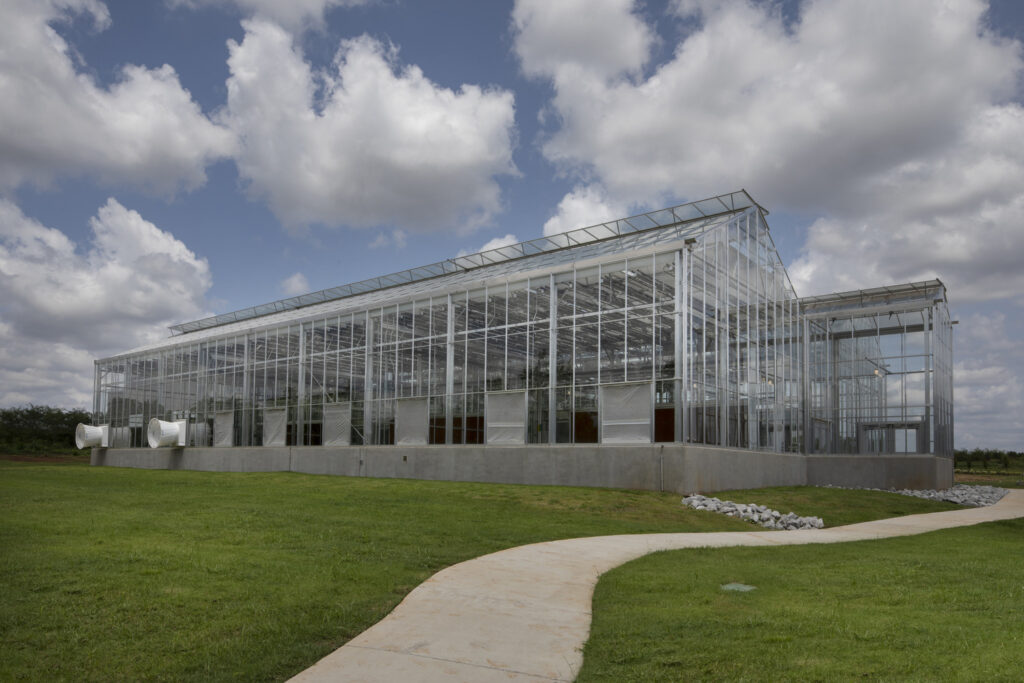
xmin=0 ymin=0 xmax=1022 ymax=449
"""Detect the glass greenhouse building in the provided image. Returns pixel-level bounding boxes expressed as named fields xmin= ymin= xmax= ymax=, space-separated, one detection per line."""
xmin=91 ymin=190 xmax=952 ymax=459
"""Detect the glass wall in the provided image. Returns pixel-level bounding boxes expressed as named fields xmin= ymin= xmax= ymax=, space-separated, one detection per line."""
xmin=92 ymin=208 xmax=951 ymax=456
xmin=800 ymin=281 xmax=952 ymax=456
xmin=681 ymin=209 xmax=803 ymax=450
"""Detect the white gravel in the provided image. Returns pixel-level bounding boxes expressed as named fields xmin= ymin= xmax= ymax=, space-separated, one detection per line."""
xmin=857 ymin=483 xmax=1008 ymax=507
xmin=682 ymin=484 xmax=1009 ymax=529
xmin=680 ymin=494 xmax=825 ymax=530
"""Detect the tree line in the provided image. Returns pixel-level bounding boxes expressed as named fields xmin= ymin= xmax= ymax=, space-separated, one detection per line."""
xmin=954 ymin=448 xmax=1023 ymax=471
xmin=0 ymin=405 xmax=92 ymax=454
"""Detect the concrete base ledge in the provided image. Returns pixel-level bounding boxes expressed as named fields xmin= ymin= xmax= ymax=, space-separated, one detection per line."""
xmin=91 ymin=444 xmax=954 ymax=493
xmin=807 ymin=454 xmax=954 ymax=490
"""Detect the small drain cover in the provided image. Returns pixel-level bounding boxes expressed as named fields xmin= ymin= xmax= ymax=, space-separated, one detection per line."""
xmin=721 ymin=583 xmax=756 ymax=592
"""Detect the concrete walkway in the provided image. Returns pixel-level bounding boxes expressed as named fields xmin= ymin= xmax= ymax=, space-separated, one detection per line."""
xmin=290 ymin=489 xmax=1024 ymax=682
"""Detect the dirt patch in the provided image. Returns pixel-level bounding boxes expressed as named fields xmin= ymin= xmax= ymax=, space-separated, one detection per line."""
xmin=955 ymin=471 xmax=1024 ymax=488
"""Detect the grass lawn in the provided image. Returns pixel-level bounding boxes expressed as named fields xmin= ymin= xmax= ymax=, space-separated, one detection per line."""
xmin=0 ymin=461 xmax=752 ymax=682
xmin=579 ymin=518 xmax=1024 ymax=681
xmin=0 ymin=461 xmax=977 ymax=682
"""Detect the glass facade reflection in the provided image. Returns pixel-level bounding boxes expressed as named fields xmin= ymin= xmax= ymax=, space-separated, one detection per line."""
xmin=92 ymin=192 xmax=952 ymax=456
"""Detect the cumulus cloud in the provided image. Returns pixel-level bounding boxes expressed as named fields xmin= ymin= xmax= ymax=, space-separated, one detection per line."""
xmin=516 ymin=0 xmax=1024 ymax=296
xmin=542 ymin=184 xmax=628 ymax=236
xmin=0 ymin=0 xmax=235 ymax=194
xmin=478 ymin=234 xmax=520 ymax=251
xmin=0 ymin=199 xmax=212 ymax=407
xmin=788 ymin=185 xmax=1024 ymax=302
xmin=168 ymin=0 xmax=368 ymax=32
xmin=512 ymin=0 xmax=654 ymax=80
xmin=280 ymin=272 xmax=310 ymax=295
xmin=789 ymin=105 xmax=1024 ymax=301
xmin=952 ymin=313 xmax=1024 ymax=449
xmin=0 ymin=323 xmax=97 ymax=408
xmin=519 ymin=0 xmax=1018 ymax=206
xmin=368 ymin=229 xmax=408 ymax=250
xmin=222 ymin=19 xmax=518 ymax=232
xmin=458 ymin=233 xmax=520 ymax=257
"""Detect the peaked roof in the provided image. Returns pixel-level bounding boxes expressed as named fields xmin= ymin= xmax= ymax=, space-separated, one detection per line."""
xmin=169 ymin=189 xmax=764 ymax=336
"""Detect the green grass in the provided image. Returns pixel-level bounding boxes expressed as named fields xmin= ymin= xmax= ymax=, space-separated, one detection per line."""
xmin=579 ymin=519 xmax=1024 ymax=682
xmin=0 ymin=462 xmax=755 ymax=682
xmin=0 ymin=462 xmax=974 ymax=682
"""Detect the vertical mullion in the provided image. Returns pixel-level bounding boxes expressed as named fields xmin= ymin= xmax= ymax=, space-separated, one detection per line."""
xmin=924 ymin=306 xmax=932 ymax=454
xmin=675 ymin=248 xmax=685 ymax=443
xmin=445 ymin=293 xmax=455 ymax=444
xmin=297 ymin=322 xmax=306 ymax=445
xmin=502 ymin=283 xmax=508 ymax=392
xmin=364 ymin=311 xmax=373 ymax=445
xmin=548 ymin=274 xmax=557 ymax=445
xmin=243 ymin=333 xmax=250 ymax=446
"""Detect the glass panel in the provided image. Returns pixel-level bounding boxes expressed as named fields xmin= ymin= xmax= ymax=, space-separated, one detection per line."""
xmin=506 ymin=329 xmax=528 ymax=390
xmin=626 ymin=256 xmax=655 ymax=308
xmin=556 ymin=271 xmax=574 ymax=318
xmin=507 ymin=281 xmax=529 ymax=326
xmin=468 ymin=289 xmax=487 ymax=330
xmin=576 ymin=267 xmax=600 ymax=315
xmin=627 ymin=313 xmax=654 ymax=381
xmin=413 ymin=300 xmax=431 ymax=338
xmin=600 ymin=262 xmax=625 ymax=311
xmin=530 ymin=277 xmax=550 ymax=321
xmin=575 ymin=321 xmax=599 ymax=385
xmin=488 ymin=285 xmax=507 ymax=328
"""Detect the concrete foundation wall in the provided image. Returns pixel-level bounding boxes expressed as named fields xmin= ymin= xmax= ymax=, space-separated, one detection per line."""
xmin=806 ymin=454 xmax=954 ymax=491
xmin=667 ymin=446 xmax=808 ymax=494
xmin=92 ymin=444 xmax=955 ymax=493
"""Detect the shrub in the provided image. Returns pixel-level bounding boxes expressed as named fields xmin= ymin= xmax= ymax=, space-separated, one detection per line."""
xmin=0 ymin=405 xmax=91 ymax=454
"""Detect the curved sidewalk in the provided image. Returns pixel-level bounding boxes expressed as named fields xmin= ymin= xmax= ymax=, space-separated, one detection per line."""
xmin=290 ymin=489 xmax=1024 ymax=682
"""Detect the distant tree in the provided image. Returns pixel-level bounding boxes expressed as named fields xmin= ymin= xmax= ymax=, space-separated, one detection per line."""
xmin=0 ymin=405 xmax=92 ymax=453
xmin=954 ymin=449 xmax=971 ymax=471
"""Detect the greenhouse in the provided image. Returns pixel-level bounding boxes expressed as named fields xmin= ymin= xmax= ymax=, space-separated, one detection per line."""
xmin=89 ymin=190 xmax=953 ymax=470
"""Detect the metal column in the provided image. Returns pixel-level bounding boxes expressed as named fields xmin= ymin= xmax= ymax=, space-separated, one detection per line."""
xmin=674 ymin=248 xmax=685 ymax=442
xmin=297 ymin=323 xmax=306 ymax=445
xmin=548 ymin=274 xmax=557 ymax=444
xmin=801 ymin=317 xmax=811 ymax=454
xmin=363 ymin=313 xmax=374 ymax=445
xmin=445 ymin=294 xmax=455 ymax=444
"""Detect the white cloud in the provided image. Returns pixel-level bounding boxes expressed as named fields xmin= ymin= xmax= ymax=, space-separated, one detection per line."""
xmin=0 ymin=0 xmax=235 ymax=194
xmin=223 ymin=19 xmax=517 ymax=232
xmin=0 ymin=199 xmax=212 ymax=407
xmin=788 ymin=181 xmax=1024 ymax=303
xmin=952 ymin=313 xmax=1024 ymax=449
xmin=168 ymin=0 xmax=368 ymax=32
xmin=515 ymin=0 xmax=1024 ymax=296
xmin=458 ymin=233 xmax=520 ymax=257
xmin=0 ymin=322 xmax=96 ymax=408
xmin=280 ymin=272 xmax=310 ymax=295
xmin=479 ymin=234 xmax=520 ymax=252
xmin=368 ymin=229 xmax=408 ymax=250
xmin=512 ymin=0 xmax=654 ymax=81
xmin=542 ymin=184 xmax=628 ymax=236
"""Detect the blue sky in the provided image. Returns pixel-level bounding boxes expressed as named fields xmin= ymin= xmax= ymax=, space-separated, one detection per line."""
xmin=1 ymin=0 xmax=1022 ymax=449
